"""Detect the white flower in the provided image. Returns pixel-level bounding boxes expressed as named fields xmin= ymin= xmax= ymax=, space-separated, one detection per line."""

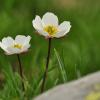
xmin=32 ymin=12 xmax=71 ymax=38
xmin=0 ymin=35 xmax=31 ymax=55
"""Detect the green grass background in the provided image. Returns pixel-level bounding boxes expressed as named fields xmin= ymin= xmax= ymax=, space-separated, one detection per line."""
xmin=0 ymin=0 xmax=100 ymax=99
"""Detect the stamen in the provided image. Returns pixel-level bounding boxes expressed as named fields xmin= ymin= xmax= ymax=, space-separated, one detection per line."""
xmin=13 ymin=44 xmax=22 ymax=49
xmin=44 ymin=25 xmax=58 ymax=36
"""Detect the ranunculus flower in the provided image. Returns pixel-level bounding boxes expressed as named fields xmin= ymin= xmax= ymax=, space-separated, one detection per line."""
xmin=0 ymin=35 xmax=31 ymax=55
xmin=32 ymin=12 xmax=71 ymax=38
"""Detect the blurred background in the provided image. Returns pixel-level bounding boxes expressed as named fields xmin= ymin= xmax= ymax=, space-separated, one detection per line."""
xmin=0 ymin=0 xmax=100 ymax=99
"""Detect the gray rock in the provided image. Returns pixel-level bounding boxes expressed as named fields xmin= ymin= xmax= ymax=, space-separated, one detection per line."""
xmin=34 ymin=71 xmax=100 ymax=100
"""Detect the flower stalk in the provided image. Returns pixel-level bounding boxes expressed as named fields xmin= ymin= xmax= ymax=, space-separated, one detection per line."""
xmin=41 ymin=38 xmax=52 ymax=93
xmin=17 ymin=54 xmax=25 ymax=91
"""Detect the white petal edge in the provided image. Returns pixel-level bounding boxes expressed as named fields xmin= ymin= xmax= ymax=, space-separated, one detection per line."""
xmin=36 ymin=29 xmax=49 ymax=37
xmin=6 ymin=47 xmax=21 ymax=55
xmin=24 ymin=36 xmax=31 ymax=45
xmin=55 ymin=21 xmax=71 ymax=38
xmin=42 ymin=12 xmax=58 ymax=26
xmin=2 ymin=37 xmax=14 ymax=47
xmin=21 ymin=44 xmax=30 ymax=52
xmin=0 ymin=42 xmax=9 ymax=53
xmin=6 ymin=44 xmax=30 ymax=55
xmin=32 ymin=15 xmax=43 ymax=30
xmin=15 ymin=35 xmax=31 ymax=45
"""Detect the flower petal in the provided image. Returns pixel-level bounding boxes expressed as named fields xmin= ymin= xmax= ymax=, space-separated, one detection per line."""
xmin=15 ymin=35 xmax=31 ymax=45
xmin=2 ymin=37 xmax=14 ymax=47
xmin=25 ymin=36 xmax=31 ymax=44
xmin=6 ymin=47 xmax=21 ymax=55
xmin=36 ymin=29 xmax=49 ymax=37
xmin=42 ymin=12 xmax=58 ymax=26
xmin=32 ymin=16 xmax=49 ymax=37
xmin=59 ymin=21 xmax=71 ymax=33
xmin=0 ymin=42 xmax=9 ymax=53
xmin=54 ymin=30 xmax=67 ymax=38
xmin=32 ymin=15 xmax=43 ymax=30
xmin=55 ymin=21 xmax=71 ymax=38
xmin=21 ymin=44 xmax=30 ymax=52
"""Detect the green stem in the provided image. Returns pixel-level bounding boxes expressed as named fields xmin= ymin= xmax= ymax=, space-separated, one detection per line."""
xmin=17 ymin=54 xmax=25 ymax=91
xmin=41 ymin=38 xmax=52 ymax=93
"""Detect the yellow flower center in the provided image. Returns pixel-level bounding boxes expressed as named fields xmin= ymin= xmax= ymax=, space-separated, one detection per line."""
xmin=13 ymin=44 xmax=22 ymax=49
xmin=44 ymin=25 xmax=58 ymax=36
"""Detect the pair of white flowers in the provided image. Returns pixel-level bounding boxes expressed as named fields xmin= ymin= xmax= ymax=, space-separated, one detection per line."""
xmin=0 ymin=12 xmax=71 ymax=55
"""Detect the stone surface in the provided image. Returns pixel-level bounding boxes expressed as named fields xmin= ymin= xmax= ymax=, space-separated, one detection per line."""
xmin=34 ymin=71 xmax=100 ymax=100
